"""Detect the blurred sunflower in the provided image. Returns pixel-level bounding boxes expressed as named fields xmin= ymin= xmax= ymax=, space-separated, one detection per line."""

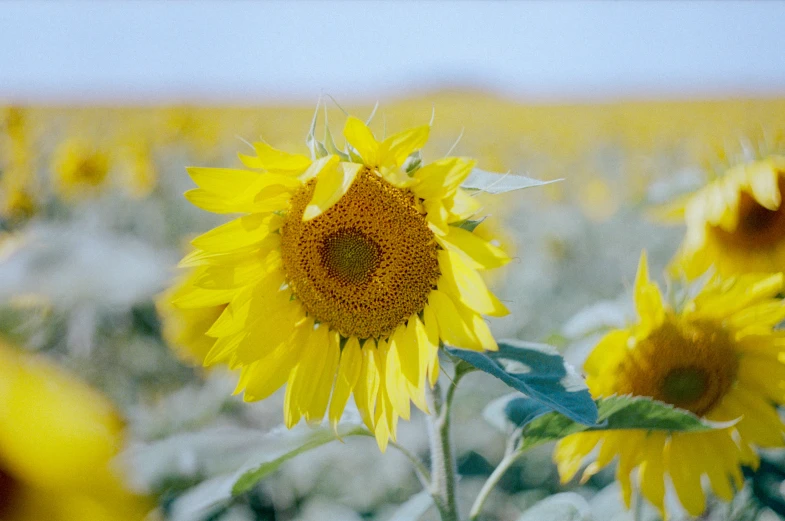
xmin=554 ymin=253 xmax=785 ymax=517
xmin=0 ymin=339 xmax=152 ymax=520
xmin=671 ymin=155 xmax=785 ymax=278
xmin=0 ymin=107 xmax=37 ymax=220
xmin=167 ymin=114 xmax=510 ymax=449
xmin=52 ymin=138 xmax=112 ymax=199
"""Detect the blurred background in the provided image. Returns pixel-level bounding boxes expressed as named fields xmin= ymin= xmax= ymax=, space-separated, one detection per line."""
xmin=1 ymin=2 xmax=785 ymax=521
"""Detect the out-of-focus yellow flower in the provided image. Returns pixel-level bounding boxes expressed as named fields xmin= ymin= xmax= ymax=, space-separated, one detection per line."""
xmin=52 ymin=138 xmax=112 ymax=199
xmin=671 ymin=155 xmax=785 ymax=278
xmin=554 ymin=253 xmax=785 ymax=518
xmin=0 ymin=339 xmax=152 ymax=521
xmin=0 ymin=107 xmax=37 ymax=220
xmin=157 ymin=268 xmax=229 ymax=365
xmin=168 ymin=115 xmax=511 ymax=450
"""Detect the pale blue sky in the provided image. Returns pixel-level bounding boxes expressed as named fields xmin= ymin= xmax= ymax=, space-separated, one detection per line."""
xmin=2 ymin=1 xmax=785 ymax=104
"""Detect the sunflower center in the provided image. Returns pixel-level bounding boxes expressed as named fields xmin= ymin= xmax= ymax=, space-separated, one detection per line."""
xmin=281 ymin=168 xmax=440 ymax=339
xmin=0 ymin=465 xmax=20 ymax=518
xmin=661 ymin=367 xmax=708 ymax=404
xmin=319 ymin=228 xmax=381 ymax=284
xmin=712 ymin=175 xmax=785 ymax=250
xmin=616 ymin=318 xmax=738 ymax=416
xmin=76 ymin=155 xmax=109 ymax=186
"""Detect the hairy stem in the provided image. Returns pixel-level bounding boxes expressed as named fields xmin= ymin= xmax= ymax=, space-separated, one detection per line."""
xmin=426 ymin=363 xmax=470 ymax=521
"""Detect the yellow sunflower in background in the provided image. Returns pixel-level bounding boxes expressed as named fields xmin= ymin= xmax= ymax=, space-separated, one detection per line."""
xmin=52 ymin=138 xmax=112 ymax=199
xmin=167 ymin=114 xmax=510 ymax=449
xmin=554 ymin=253 xmax=785 ymax=518
xmin=0 ymin=339 xmax=151 ymax=521
xmin=671 ymin=155 xmax=785 ymax=278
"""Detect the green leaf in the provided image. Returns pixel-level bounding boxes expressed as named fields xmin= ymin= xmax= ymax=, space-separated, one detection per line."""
xmin=448 ymin=340 xmax=598 ymax=426
xmin=403 ymin=150 xmax=422 ymax=174
xmin=453 ymin=217 xmax=486 ymax=233
xmin=231 ymin=425 xmax=366 ymax=496
xmin=462 ymin=168 xmax=560 ymax=194
xmin=515 ymin=395 xmax=737 ymax=451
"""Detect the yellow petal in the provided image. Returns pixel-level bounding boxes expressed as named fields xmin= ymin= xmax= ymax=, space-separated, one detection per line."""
xmin=234 ymin=298 xmax=300 ymax=365
xmin=438 ymin=225 xmax=511 ymax=270
xmin=353 ymin=339 xmax=381 ymax=431
xmin=747 ymin=160 xmax=781 ymax=210
xmin=445 ymin=188 xmax=482 ymax=221
xmin=384 ymin=334 xmax=411 ymax=421
xmin=633 ymin=251 xmax=664 ymax=329
xmin=285 ymin=325 xmax=331 ymax=425
xmin=421 ymin=305 xmax=442 ymax=388
xmin=666 ymin=436 xmax=707 ymax=516
xmin=343 ymin=116 xmax=379 ymax=167
xmin=303 ymin=160 xmax=361 ymax=221
xmin=304 ymin=330 xmax=341 ymax=424
xmin=637 ymin=433 xmax=667 ymax=515
xmin=191 ymin=214 xmax=283 ymax=253
xmin=425 ymin=199 xmax=450 ymax=236
xmin=171 ymin=283 xmax=234 ymax=309
xmin=379 ymin=125 xmax=430 ymax=168
xmin=252 ymin=141 xmax=312 ymax=174
xmin=329 ymin=336 xmax=363 ymax=431
xmin=240 ymin=322 xmax=309 ymax=401
xmin=438 ymin=250 xmax=509 ymax=317
xmin=186 ymin=167 xmax=260 ymax=197
xmin=553 ymin=433 xmax=601 ymax=483
xmin=414 ymin=157 xmax=475 ymax=199
xmin=428 ymin=289 xmax=481 ymax=350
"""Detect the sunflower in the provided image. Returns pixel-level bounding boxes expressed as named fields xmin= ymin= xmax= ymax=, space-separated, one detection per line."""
xmin=554 ymin=252 xmax=785 ymax=518
xmin=671 ymin=155 xmax=785 ymax=279
xmin=52 ymin=138 xmax=112 ymax=199
xmin=168 ymin=114 xmax=510 ymax=449
xmin=0 ymin=339 xmax=151 ymax=521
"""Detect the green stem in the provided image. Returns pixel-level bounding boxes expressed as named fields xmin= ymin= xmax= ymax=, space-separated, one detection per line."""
xmin=468 ymin=434 xmax=522 ymax=520
xmin=426 ymin=363 xmax=470 ymax=521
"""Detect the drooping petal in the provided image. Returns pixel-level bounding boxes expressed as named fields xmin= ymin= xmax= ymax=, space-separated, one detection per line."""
xmin=438 ymin=250 xmax=509 ymax=317
xmin=438 ymin=225 xmax=510 ymax=270
xmin=240 ymin=322 xmax=311 ymax=401
xmin=329 ymin=336 xmax=363 ymax=431
xmin=427 ymin=289 xmax=481 ymax=350
xmin=353 ymin=339 xmax=381 ymax=431
xmin=666 ymin=436 xmax=707 ymax=516
xmin=303 ymin=161 xmax=361 ymax=221
xmin=304 ymin=330 xmax=341 ymax=424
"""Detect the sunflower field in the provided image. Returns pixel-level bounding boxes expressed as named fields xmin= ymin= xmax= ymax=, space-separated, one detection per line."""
xmin=3 ymin=3 xmax=785 ymax=520
xmin=2 ymin=92 xmax=785 ymax=521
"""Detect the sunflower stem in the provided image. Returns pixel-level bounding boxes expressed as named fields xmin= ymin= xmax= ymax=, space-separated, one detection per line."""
xmin=468 ymin=431 xmax=522 ymax=520
xmin=426 ymin=362 xmax=470 ymax=521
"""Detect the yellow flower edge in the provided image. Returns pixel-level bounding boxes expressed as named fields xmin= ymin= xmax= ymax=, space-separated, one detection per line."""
xmin=671 ymin=155 xmax=785 ymax=278
xmin=0 ymin=339 xmax=152 ymax=521
xmin=168 ymin=115 xmax=511 ymax=450
xmin=554 ymin=252 xmax=785 ymax=518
